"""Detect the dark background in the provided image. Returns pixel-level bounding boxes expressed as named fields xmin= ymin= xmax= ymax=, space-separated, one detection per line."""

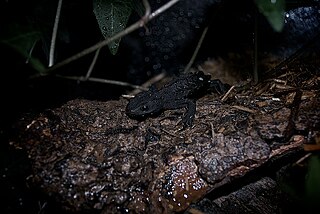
xmin=1 ymin=0 xmax=319 ymax=213
xmin=1 ymin=0 xmax=319 ymax=126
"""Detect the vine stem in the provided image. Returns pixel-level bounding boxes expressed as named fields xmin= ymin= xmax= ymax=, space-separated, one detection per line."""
xmin=183 ymin=26 xmax=208 ymax=73
xmin=44 ymin=0 xmax=180 ymax=75
xmin=49 ymin=0 xmax=63 ymax=67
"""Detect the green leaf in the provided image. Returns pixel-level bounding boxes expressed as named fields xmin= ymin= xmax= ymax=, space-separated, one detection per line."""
xmin=305 ymin=155 xmax=320 ymax=208
xmin=93 ymin=0 xmax=133 ymax=55
xmin=0 ymin=24 xmax=46 ymax=73
xmin=254 ymin=0 xmax=285 ymax=32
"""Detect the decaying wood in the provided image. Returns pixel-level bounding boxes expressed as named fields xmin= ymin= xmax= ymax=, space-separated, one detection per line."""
xmin=12 ymin=80 xmax=319 ymax=213
xmin=186 ymin=176 xmax=296 ymax=214
xmin=11 ymin=44 xmax=320 ymax=213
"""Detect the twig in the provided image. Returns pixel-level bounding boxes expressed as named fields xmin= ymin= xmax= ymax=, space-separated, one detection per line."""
xmin=295 ymin=153 xmax=312 ymax=165
xmin=184 ymin=26 xmax=209 ymax=73
xmin=253 ymin=6 xmax=259 ymax=84
xmin=26 ymin=39 xmax=38 ymax=64
xmin=221 ymin=85 xmax=235 ymax=102
xmin=85 ymin=48 xmax=101 ymax=80
xmin=42 ymin=0 xmax=180 ymax=75
xmin=56 ymin=75 xmax=147 ymax=90
xmin=232 ymin=105 xmax=256 ymax=114
xmin=37 ymin=201 xmax=47 ymax=214
xmin=141 ymin=0 xmax=151 ymax=26
xmin=129 ymin=72 xmax=167 ymax=95
xmin=49 ymin=0 xmax=63 ymax=67
xmin=148 ymin=0 xmax=179 ymax=19
xmin=161 ymin=128 xmax=184 ymax=139
xmin=264 ymin=31 xmax=320 ymax=79
xmin=210 ymin=122 xmax=215 ymax=145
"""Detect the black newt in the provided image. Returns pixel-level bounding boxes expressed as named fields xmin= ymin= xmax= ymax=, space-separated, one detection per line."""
xmin=126 ymin=71 xmax=229 ymax=127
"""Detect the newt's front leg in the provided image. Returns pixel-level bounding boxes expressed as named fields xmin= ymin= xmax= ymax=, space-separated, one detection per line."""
xmin=181 ymin=100 xmax=196 ymax=127
xmin=166 ymin=100 xmax=196 ymax=127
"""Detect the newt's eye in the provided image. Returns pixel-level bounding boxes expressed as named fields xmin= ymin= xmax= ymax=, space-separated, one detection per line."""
xmin=141 ymin=105 xmax=149 ymax=111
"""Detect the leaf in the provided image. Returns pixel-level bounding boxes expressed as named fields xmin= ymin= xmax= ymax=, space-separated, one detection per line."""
xmin=254 ymin=0 xmax=285 ymax=32
xmin=305 ymin=155 xmax=320 ymax=208
xmin=0 ymin=24 xmax=46 ymax=73
xmin=93 ymin=0 xmax=133 ymax=55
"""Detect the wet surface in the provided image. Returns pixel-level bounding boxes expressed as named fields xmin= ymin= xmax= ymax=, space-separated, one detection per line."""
xmin=1 ymin=2 xmax=320 ymax=213
xmin=10 ymin=57 xmax=319 ymax=212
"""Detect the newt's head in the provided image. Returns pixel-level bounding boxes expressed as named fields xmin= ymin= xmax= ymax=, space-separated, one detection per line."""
xmin=125 ymin=89 xmax=162 ymax=119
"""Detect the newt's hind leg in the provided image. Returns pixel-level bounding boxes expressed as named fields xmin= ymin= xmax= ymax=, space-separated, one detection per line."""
xmin=208 ymin=79 xmax=230 ymax=95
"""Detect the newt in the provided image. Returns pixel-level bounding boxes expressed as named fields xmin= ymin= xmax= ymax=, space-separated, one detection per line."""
xmin=126 ymin=71 xmax=229 ymax=127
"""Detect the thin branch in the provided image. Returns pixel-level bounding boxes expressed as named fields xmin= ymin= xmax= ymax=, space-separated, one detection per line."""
xmin=253 ymin=7 xmax=259 ymax=84
xmin=56 ymin=75 xmax=147 ymax=90
xmin=128 ymin=71 xmax=167 ymax=95
xmin=141 ymin=0 xmax=151 ymax=21
xmin=43 ymin=0 xmax=180 ymax=75
xmin=85 ymin=48 xmax=101 ymax=80
xmin=26 ymin=39 xmax=38 ymax=64
xmin=49 ymin=0 xmax=63 ymax=67
xmin=232 ymin=105 xmax=256 ymax=114
xmin=184 ymin=26 xmax=208 ymax=73
xmin=221 ymin=85 xmax=235 ymax=102
xmin=264 ymin=31 xmax=320 ymax=79
xmin=87 ymin=77 xmax=147 ymax=90
xmin=148 ymin=0 xmax=179 ymax=19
